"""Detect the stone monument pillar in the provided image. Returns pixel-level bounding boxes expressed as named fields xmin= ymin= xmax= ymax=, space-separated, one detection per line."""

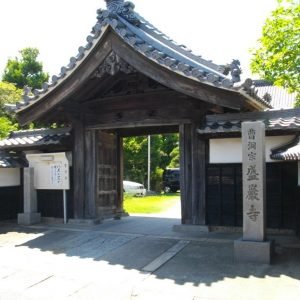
xmin=234 ymin=121 xmax=272 ymax=264
xmin=18 ymin=168 xmax=41 ymax=225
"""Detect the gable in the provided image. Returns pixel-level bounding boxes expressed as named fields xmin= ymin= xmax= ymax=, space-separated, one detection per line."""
xmin=8 ymin=0 xmax=272 ymax=126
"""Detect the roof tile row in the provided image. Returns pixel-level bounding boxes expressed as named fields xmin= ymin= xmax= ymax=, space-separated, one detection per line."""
xmin=6 ymin=0 xmax=271 ymax=113
xmin=198 ymin=109 xmax=300 ymax=134
xmin=0 ymin=128 xmax=71 ymax=150
xmin=0 ymin=153 xmax=28 ymax=168
xmin=270 ymin=136 xmax=300 ymax=161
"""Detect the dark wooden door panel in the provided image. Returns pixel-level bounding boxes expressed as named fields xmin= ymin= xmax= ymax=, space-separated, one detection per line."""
xmin=97 ymin=131 xmax=118 ymax=218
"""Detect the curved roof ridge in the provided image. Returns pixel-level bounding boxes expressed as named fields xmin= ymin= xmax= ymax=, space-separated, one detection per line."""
xmin=116 ymin=14 xmax=229 ymax=80
xmin=7 ymin=1 xmax=272 ymax=114
xmin=135 ymin=12 xmax=225 ymax=74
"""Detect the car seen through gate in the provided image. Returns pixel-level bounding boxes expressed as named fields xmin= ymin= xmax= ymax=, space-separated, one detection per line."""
xmin=123 ymin=180 xmax=146 ymax=197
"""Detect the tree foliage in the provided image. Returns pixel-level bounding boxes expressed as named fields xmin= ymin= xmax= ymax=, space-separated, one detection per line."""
xmin=0 ymin=81 xmax=22 ymax=112
xmin=2 ymin=48 xmax=49 ymax=90
xmin=0 ymin=81 xmax=22 ymax=138
xmin=250 ymin=0 xmax=300 ymax=104
xmin=0 ymin=117 xmax=18 ymax=139
xmin=0 ymin=47 xmax=49 ymax=137
xmin=123 ymin=134 xmax=179 ymax=191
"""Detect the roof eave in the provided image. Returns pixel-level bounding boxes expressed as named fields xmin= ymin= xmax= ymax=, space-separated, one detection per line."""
xmin=239 ymin=90 xmax=271 ymax=111
xmin=16 ymin=25 xmax=114 ymax=126
xmin=16 ymin=31 xmax=249 ymax=125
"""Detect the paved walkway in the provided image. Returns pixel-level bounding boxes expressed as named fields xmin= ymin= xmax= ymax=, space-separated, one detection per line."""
xmin=0 ymin=214 xmax=300 ymax=300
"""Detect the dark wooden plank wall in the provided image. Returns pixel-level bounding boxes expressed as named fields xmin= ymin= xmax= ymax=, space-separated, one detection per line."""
xmin=0 ymin=171 xmax=74 ymax=221
xmin=0 ymin=186 xmax=23 ymax=221
xmin=37 ymin=167 xmax=74 ymax=219
xmin=37 ymin=189 xmax=74 ymax=219
xmin=206 ymin=162 xmax=299 ymax=230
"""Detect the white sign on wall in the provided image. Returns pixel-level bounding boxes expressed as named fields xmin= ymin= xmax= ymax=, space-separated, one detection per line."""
xmin=26 ymin=153 xmax=70 ymax=190
xmin=50 ymin=163 xmax=64 ymax=186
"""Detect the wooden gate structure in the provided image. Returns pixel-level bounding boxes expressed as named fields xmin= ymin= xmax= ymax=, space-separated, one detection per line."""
xmin=8 ymin=0 xmax=272 ymax=224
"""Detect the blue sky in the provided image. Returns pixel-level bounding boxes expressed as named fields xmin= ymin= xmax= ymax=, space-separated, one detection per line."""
xmin=0 ymin=0 xmax=278 ymax=80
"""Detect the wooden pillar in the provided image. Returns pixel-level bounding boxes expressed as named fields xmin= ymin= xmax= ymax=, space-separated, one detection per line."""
xmin=115 ymin=135 xmax=124 ymax=217
xmin=84 ymin=129 xmax=97 ymax=218
xmin=180 ymin=124 xmax=192 ymax=224
xmin=191 ymin=123 xmax=206 ymax=225
xmin=180 ymin=123 xmax=206 ymax=225
xmin=73 ymin=120 xmax=85 ymax=219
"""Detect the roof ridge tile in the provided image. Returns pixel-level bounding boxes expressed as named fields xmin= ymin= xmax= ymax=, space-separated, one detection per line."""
xmin=7 ymin=1 xmax=272 ymax=114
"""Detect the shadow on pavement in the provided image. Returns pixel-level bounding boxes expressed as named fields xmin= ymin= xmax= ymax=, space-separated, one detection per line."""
xmin=1 ymin=216 xmax=300 ymax=287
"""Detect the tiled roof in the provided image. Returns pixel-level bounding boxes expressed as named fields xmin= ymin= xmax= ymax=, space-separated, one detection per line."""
xmin=198 ymin=108 xmax=300 ymax=135
xmin=0 ymin=152 xmax=28 ymax=168
xmin=254 ymin=80 xmax=297 ymax=109
xmin=0 ymin=128 xmax=71 ymax=150
xmin=270 ymin=136 xmax=300 ymax=161
xmin=6 ymin=0 xmax=271 ymax=114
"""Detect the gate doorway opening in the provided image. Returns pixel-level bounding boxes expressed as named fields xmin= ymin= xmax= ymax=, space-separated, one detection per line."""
xmin=122 ymin=133 xmax=181 ymax=219
xmin=85 ymin=121 xmax=206 ymax=226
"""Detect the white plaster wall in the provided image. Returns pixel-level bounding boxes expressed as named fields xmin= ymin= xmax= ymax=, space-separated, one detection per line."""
xmin=0 ymin=168 xmax=21 ymax=187
xmin=210 ymin=136 xmax=295 ymax=163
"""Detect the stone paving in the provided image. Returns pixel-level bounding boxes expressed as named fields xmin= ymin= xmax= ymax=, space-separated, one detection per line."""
xmin=0 ymin=216 xmax=300 ymax=300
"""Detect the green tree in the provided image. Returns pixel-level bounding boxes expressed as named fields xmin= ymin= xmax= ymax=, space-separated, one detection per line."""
xmin=124 ymin=136 xmax=148 ymax=185
xmin=2 ymin=48 xmax=49 ymax=90
xmin=169 ymin=146 xmax=180 ymax=168
xmin=250 ymin=0 xmax=300 ymax=104
xmin=0 ymin=117 xmax=18 ymax=139
xmin=0 ymin=81 xmax=22 ymax=112
xmin=123 ymin=134 xmax=179 ymax=192
xmin=160 ymin=134 xmax=179 ymax=168
xmin=0 ymin=81 xmax=22 ymax=138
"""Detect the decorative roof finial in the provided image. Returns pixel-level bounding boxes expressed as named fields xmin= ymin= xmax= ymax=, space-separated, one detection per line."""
xmin=221 ymin=59 xmax=242 ymax=83
xmin=229 ymin=59 xmax=242 ymax=83
xmin=105 ymin=0 xmax=124 ymax=11
xmin=104 ymin=0 xmax=140 ymax=26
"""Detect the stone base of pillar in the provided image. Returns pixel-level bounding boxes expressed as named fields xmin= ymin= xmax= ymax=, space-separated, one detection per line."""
xmin=18 ymin=212 xmax=41 ymax=225
xmin=114 ymin=209 xmax=129 ymax=220
xmin=234 ymin=238 xmax=273 ymax=264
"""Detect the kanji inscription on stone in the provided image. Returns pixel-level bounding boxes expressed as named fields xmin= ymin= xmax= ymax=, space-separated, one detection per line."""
xmin=246 ymin=165 xmax=259 ymax=181
xmin=246 ymin=184 xmax=260 ymax=201
xmin=242 ymin=121 xmax=266 ymax=242
xmin=247 ymin=205 xmax=261 ymax=221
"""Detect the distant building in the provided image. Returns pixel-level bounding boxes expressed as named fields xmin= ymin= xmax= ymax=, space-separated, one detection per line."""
xmin=254 ymin=79 xmax=297 ymax=109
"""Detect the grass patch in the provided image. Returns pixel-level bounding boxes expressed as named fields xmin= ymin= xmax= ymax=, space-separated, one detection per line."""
xmin=124 ymin=193 xmax=180 ymax=214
